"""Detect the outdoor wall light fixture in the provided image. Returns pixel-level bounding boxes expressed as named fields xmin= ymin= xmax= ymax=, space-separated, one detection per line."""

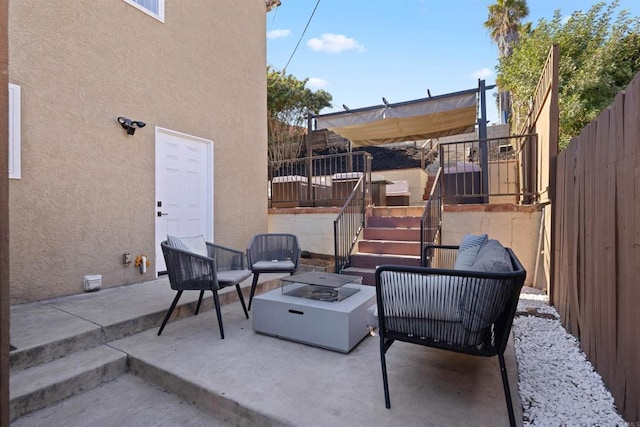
xmin=117 ymin=116 xmax=146 ymax=135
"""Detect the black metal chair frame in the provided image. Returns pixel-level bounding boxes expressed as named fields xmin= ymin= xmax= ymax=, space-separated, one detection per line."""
xmin=246 ymin=233 xmax=301 ymax=311
xmin=375 ymin=245 xmax=526 ymax=427
xmin=159 ymin=240 xmax=250 ymax=339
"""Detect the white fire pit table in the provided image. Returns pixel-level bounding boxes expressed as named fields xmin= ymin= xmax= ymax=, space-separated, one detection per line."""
xmin=252 ymin=271 xmax=376 ymax=353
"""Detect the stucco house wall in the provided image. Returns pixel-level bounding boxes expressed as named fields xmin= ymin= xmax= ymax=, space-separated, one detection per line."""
xmin=9 ymin=1 xmax=268 ymax=303
xmin=374 ymin=168 xmax=428 ymax=206
xmin=441 ymin=204 xmax=543 ymax=286
xmin=268 ymin=208 xmax=339 ymax=255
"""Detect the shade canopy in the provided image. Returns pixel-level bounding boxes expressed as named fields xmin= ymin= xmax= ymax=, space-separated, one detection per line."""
xmin=314 ymin=89 xmax=478 ymax=147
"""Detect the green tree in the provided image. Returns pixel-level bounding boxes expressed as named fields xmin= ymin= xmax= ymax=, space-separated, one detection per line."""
xmin=485 ymin=0 xmax=530 ymax=123
xmin=497 ymin=1 xmax=640 ymax=148
xmin=267 ymin=67 xmax=332 ymax=169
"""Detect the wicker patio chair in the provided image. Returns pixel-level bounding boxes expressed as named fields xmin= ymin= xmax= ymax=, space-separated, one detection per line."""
xmin=159 ymin=238 xmax=251 ymax=339
xmin=373 ymin=245 xmax=526 ymax=427
xmin=246 ymin=233 xmax=301 ymax=310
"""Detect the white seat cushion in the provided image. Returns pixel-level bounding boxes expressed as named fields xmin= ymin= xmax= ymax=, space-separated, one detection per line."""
xmin=216 ymin=269 xmax=252 ymax=287
xmin=252 ymin=260 xmax=296 ymax=271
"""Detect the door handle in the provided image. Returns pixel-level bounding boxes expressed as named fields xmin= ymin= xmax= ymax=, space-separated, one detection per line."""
xmin=157 ymin=212 xmax=168 ymax=217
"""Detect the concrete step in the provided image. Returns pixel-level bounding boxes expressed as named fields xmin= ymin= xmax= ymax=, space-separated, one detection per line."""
xmin=357 ymin=240 xmax=421 ymax=256
xmin=8 ymin=273 xmax=520 ymax=426
xmin=9 ymin=275 xmax=287 ymax=424
xmin=10 ymin=303 xmax=105 ymax=372
xmin=10 ymin=374 xmax=232 ymax=427
xmin=348 ymin=253 xmax=421 ymax=269
xmin=363 ymin=227 xmax=421 ymax=241
xmin=370 ymin=206 xmax=424 ymax=217
xmin=9 ymin=277 xmax=264 ymax=372
xmin=366 ymin=215 xmax=422 ymax=229
xmin=10 ymin=345 xmax=127 ymax=421
xmin=340 ymin=267 xmax=375 ymax=286
xmin=423 ymin=176 xmax=437 ymax=199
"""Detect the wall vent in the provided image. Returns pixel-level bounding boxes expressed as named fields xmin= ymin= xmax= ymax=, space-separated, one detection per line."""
xmin=83 ymin=274 xmax=102 ymax=292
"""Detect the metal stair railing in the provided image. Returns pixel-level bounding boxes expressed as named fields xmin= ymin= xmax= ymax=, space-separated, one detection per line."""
xmin=333 ymin=175 xmax=367 ymax=273
xmin=420 ymin=167 xmax=442 ymax=266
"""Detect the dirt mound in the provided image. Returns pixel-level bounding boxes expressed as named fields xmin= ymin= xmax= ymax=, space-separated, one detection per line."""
xmin=314 ymin=145 xmax=428 ymax=171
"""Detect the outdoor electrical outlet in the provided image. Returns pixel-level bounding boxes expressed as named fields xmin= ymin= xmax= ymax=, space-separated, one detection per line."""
xmin=123 ymin=253 xmax=131 ymax=265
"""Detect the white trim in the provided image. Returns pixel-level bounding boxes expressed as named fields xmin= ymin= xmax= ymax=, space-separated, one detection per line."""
xmin=8 ymin=83 xmax=21 ymax=179
xmin=122 ymin=0 xmax=165 ymax=23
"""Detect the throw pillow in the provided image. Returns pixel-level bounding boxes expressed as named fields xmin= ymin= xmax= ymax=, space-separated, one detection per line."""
xmin=180 ymin=235 xmax=208 ymax=256
xmin=167 ymin=235 xmax=208 ymax=256
xmin=470 ymin=239 xmax=513 ymax=273
xmin=167 ymin=235 xmax=189 ymax=251
xmin=453 ymin=234 xmax=488 ymax=270
xmin=460 ymin=240 xmax=513 ymax=332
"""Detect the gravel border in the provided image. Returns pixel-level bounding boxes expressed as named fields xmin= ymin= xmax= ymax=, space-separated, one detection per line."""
xmin=513 ymin=287 xmax=627 ymax=426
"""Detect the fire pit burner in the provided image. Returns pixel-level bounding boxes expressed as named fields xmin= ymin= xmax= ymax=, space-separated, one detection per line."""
xmin=285 ymin=284 xmax=359 ymax=302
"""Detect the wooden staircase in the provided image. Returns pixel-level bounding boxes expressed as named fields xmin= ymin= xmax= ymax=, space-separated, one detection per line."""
xmin=341 ymin=206 xmax=423 ymax=285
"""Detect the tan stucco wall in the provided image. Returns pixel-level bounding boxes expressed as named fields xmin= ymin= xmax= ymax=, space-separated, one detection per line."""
xmin=375 ymin=168 xmax=428 ymax=206
xmin=488 ymin=160 xmax=519 ymax=204
xmin=442 ymin=204 xmax=543 ymax=286
xmin=9 ymin=1 xmax=267 ymax=302
xmin=268 ymin=208 xmax=340 ymax=255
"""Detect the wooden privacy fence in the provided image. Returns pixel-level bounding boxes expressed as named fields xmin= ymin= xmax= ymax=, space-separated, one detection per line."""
xmin=553 ymin=72 xmax=640 ymax=422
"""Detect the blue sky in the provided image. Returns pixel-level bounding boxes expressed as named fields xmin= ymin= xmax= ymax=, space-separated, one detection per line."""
xmin=266 ymin=0 xmax=640 ymax=124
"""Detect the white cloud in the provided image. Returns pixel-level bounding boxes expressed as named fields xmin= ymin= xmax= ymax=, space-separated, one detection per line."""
xmin=267 ymin=29 xmax=291 ymax=39
xmin=471 ymin=68 xmax=493 ymax=80
xmin=306 ymin=33 xmax=365 ymax=54
xmin=306 ymin=77 xmax=328 ymax=89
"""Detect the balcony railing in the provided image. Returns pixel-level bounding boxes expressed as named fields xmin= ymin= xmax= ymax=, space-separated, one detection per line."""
xmin=333 ymin=177 xmax=366 ymax=273
xmin=438 ymin=133 xmax=539 ymax=204
xmin=269 ymin=152 xmax=372 ymax=208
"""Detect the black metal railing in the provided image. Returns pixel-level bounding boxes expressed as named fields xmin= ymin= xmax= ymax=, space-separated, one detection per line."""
xmin=333 ymin=177 xmax=366 ymax=273
xmin=438 ymin=133 xmax=538 ymax=204
xmin=269 ymin=152 xmax=372 ymax=208
xmin=420 ymin=168 xmax=442 ymax=265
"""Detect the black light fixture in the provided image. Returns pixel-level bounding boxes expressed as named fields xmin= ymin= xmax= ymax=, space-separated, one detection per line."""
xmin=117 ymin=116 xmax=146 ymax=135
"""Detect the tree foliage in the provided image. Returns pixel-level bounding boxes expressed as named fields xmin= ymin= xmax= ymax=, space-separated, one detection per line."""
xmin=266 ymin=67 xmax=332 ymax=169
xmin=497 ymin=1 xmax=640 ymax=148
xmin=484 ymin=0 xmax=529 ymax=123
xmin=485 ymin=0 xmax=530 ymax=58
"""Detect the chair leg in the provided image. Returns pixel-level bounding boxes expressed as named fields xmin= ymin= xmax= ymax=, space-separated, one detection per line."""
xmin=247 ymin=273 xmax=260 ymax=311
xmin=195 ymin=290 xmax=205 ymax=315
xmin=380 ymin=337 xmax=391 ymax=409
xmin=158 ymin=290 xmax=183 ymax=336
xmin=498 ymin=353 xmax=516 ymax=427
xmin=212 ymin=290 xmax=225 ymax=339
xmin=236 ymin=284 xmax=249 ymax=319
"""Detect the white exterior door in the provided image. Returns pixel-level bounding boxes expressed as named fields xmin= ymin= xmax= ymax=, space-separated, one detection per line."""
xmin=155 ymin=127 xmax=213 ymax=274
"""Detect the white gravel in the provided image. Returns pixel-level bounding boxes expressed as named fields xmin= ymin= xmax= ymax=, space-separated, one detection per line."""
xmin=513 ymin=287 xmax=627 ymax=426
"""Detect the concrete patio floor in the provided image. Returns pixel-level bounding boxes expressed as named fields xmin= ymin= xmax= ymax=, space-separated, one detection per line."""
xmin=9 ymin=275 xmax=522 ymax=426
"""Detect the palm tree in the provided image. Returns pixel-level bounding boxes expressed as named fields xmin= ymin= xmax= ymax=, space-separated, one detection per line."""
xmin=485 ymin=0 xmax=529 ymax=123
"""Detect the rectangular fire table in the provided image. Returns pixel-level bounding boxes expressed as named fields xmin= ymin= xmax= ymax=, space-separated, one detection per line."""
xmin=252 ymin=271 xmax=376 ymax=353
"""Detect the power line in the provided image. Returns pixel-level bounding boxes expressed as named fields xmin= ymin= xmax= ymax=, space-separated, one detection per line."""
xmin=282 ymin=0 xmax=320 ymax=74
